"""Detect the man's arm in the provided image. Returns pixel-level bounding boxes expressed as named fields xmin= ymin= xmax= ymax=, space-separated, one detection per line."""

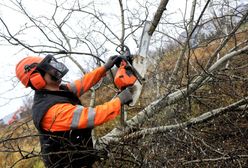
xmin=41 ymin=97 xmax=121 ymax=132
xmin=66 ymin=66 xmax=106 ymax=97
xmin=66 ymin=55 xmax=122 ymax=97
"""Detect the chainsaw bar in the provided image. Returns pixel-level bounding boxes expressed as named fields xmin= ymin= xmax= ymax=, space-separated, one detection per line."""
xmin=139 ymin=21 xmax=152 ymax=58
xmin=129 ymin=21 xmax=151 ymax=106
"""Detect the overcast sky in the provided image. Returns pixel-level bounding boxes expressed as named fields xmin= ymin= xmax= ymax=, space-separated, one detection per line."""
xmin=0 ymin=0 xmax=198 ymax=120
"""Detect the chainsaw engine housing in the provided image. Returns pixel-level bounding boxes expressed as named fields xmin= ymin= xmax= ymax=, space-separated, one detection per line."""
xmin=114 ymin=60 xmax=137 ymax=90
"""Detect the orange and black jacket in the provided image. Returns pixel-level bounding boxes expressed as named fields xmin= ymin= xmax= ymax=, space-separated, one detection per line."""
xmin=32 ymin=66 xmax=121 ymax=167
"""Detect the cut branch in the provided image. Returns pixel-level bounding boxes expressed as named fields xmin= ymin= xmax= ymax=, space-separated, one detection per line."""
xmin=183 ymin=155 xmax=248 ymax=165
xmin=124 ymin=97 xmax=248 ymax=140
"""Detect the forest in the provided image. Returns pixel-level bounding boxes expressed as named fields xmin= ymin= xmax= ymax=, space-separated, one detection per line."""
xmin=0 ymin=0 xmax=248 ymax=167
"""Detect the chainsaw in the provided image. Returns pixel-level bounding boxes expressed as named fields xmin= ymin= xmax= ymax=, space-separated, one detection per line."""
xmin=114 ymin=21 xmax=152 ymax=127
xmin=114 ymin=45 xmax=144 ymax=90
xmin=114 ymin=44 xmax=144 ymax=127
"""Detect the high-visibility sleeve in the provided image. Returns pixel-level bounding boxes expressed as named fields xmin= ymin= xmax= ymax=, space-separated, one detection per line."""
xmin=41 ymin=97 xmax=121 ymax=132
xmin=66 ymin=66 xmax=106 ymax=97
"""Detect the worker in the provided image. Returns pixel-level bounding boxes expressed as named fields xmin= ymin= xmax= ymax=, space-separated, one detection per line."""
xmin=15 ymin=54 xmax=133 ymax=168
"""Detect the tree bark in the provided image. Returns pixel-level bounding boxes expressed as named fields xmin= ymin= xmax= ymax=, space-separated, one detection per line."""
xmin=148 ymin=0 xmax=169 ymax=36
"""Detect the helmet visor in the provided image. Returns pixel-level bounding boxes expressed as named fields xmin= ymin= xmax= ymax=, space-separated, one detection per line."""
xmin=37 ymin=55 xmax=69 ymax=80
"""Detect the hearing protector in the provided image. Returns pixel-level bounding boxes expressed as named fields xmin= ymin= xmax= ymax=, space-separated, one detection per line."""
xmin=29 ymin=72 xmax=46 ymax=90
xmin=22 ymin=55 xmax=68 ymax=90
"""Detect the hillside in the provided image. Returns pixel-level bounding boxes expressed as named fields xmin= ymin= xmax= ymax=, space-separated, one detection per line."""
xmin=96 ymin=30 xmax=248 ymax=167
xmin=0 ymin=30 xmax=248 ymax=167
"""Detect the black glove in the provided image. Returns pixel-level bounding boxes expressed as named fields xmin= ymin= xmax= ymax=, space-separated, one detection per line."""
xmin=117 ymin=88 xmax=133 ymax=105
xmin=104 ymin=55 xmax=122 ymax=70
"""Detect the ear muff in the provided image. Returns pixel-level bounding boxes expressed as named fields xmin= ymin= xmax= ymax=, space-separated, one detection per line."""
xmin=30 ymin=73 xmax=46 ymax=90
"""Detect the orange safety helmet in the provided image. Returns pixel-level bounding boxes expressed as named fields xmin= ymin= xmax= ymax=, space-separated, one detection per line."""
xmin=15 ymin=56 xmax=44 ymax=87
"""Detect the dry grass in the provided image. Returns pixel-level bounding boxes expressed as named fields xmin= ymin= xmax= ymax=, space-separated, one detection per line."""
xmin=0 ymin=119 xmax=43 ymax=168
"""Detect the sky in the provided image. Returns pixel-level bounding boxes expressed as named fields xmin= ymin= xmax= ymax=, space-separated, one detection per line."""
xmin=0 ymin=0 xmax=194 ymax=120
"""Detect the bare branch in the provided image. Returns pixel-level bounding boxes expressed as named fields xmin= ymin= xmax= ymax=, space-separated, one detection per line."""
xmin=148 ymin=0 xmax=169 ymax=36
xmin=124 ymin=96 xmax=248 ymax=139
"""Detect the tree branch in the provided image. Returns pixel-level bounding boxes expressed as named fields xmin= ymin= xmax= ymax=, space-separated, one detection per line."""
xmin=148 ymin=0 xmax=169 ymax=36
xmin=124 ymin=96 xmax=248 ymax=140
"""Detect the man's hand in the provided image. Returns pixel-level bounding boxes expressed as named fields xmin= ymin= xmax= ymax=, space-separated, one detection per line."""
xmin=117 ymin=88 xmax=133 ymax=105
xmin=104 ymin=55 xmax=122 ymax=70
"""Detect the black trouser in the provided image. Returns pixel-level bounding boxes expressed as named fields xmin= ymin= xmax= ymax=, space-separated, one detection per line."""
xmin=42 ymin=151 xmax=98 ymax=168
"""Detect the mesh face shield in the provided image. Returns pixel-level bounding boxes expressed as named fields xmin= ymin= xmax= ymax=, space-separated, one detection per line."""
xmin=37 ymin=55 xmax=69 ymax=81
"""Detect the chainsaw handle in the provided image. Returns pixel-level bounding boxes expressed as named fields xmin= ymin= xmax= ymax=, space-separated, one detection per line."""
xmin=116 ymin=44 xmax=131 ymax=57
xmin=115 ymin=44 xmax=133 ymax=68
